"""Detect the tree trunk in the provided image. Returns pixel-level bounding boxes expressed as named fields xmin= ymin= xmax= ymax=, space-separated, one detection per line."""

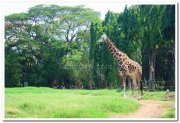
xmin=147 ymin=20 xmax=156 ymax=91
xmin=148 ymin=51 xmax=156 ymax=90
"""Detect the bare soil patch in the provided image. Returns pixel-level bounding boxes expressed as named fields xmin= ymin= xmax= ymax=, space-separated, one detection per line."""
xmin=112 ymin=100 xmax=175 ymax=118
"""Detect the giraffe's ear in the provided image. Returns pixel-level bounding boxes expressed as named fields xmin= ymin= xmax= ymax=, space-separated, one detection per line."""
xmin=103 ymin=33 xmax=107 ymax=35
xmin=102 ymin=33 xmax=108 ymax=40
xmin=97 ymin=39 xmax=104 ymax=43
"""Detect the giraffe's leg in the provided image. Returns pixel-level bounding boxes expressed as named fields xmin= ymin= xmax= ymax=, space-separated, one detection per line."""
xmin=137 ymin=73 xmax=142 ymax=100
xmin=137 ymin=80 xmax=141 ymax=100
xmin=131 ymin=78 xmax=136 ymax=98
xmin=122 ymin=76 xmax=127 ymax=98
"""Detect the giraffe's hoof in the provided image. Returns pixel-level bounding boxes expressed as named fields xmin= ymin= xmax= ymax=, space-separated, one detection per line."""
xmin=138 ymin=96 xmax=142 ymax=100
xmin=124 ymin=95 xmax=127 ymax=98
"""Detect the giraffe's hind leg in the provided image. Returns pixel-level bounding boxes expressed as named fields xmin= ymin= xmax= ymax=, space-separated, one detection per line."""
xmin=137 ymin=82 xmax=141 ymax=100
xmin=137 ymin=73 xmax=142 ymax=100
xmin=131 ymin=78 xmax=136 ymax=98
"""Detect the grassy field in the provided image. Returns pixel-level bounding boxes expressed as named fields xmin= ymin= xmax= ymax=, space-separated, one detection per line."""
xmin=5 ymin=87 xmax=175 ymax=118
xmin=142 ymin=91 xmax=175 ymax=101
xmin=5 ymin=87 xmax=140 ymax=118
xmin=161 ymin=105 xmax=175 ymax=118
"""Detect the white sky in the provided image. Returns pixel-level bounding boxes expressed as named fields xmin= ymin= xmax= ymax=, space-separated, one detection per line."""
xmin=3 ymin=2 xmax=130 ymax=20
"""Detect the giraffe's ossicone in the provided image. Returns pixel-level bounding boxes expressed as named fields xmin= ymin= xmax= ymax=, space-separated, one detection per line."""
xmin=98 ymin=33 xmax=143 ymax=100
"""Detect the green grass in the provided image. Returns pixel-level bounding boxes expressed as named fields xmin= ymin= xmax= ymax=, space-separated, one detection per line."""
xmin=161 ymin=106 xmax=175 ymax=118
xmin=5 ymin=87 xmax=176 ymax=118
xmin=142 ymin=91 xmax=175 ymax=101
xmin=5 ymin=87 xmax=140 ymax=118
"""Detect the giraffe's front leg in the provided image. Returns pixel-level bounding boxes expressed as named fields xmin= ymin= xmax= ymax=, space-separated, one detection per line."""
xmin=122 ymin=76 xmax=127 ymax=98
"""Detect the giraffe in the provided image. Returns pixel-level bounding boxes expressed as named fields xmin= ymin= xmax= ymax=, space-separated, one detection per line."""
xmin=98 ymin=33 xmax=142 ymax=100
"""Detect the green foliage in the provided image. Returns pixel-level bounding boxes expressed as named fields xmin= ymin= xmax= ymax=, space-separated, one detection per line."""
xmin=5 ymin=13 xmax=29 ymax=21
xmin=5 ymin=52 xmax=22 ymax=87
xmin=118 ymin=6 xmax=142 ymax=64
xmin=5 ymin=87 xmax=140 ymax=118
xmin=5 ymin=4 xmax=175 ymax=90
xmin=90 ymin=11 xmax=122 ymax=88
xmin=5 ymin=4 xmax=100 ymax=87
xmin=140 ymin=5 xmax=175 ymax=89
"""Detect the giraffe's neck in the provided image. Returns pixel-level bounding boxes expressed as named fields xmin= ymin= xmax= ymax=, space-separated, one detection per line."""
xmin=106 ymin=38 xmax=127 ymax=64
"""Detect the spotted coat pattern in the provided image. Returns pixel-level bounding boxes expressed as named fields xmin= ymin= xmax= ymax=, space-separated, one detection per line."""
xmin=106 ymin=38 xmax=142 ymax=76
xmin=105 ymin=37 xmax=142 ymax=99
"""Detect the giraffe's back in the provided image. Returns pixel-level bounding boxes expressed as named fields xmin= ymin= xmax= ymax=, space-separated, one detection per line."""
xmin=118 ymin=58 xmax=142 ymax=77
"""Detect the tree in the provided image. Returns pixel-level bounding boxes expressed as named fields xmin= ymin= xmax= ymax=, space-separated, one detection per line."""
xmin=140 ymin=5 xmax=175 ymax=90
xmin=90 ymin=22 xmax=103 ymax=88
xmin=156 ymin=5 xmax=175 ymax=90
xmin=90 ymin=11 xmax=122 ymax=88
xmin=5 ymin=51 xmax=22 ymax=87
xmin=5 ymin=4 xmax=100 ymax=87
xmin=5 ymin=4 xmax=175 ymax=90
xmin=118 ymin=5 xmax=142 ymax=64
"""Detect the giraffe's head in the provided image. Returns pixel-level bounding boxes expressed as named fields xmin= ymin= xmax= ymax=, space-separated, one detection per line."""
xmin=98 ymin=33 xmax=108 ymax=43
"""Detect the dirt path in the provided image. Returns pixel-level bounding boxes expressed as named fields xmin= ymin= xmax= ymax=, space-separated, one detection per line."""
xmin=113 ymin=100 xmax=175 ymax=118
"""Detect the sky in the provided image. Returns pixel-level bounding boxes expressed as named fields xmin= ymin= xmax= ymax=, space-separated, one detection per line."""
xmin=3 ymin=2 xmax=130 ymax=20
